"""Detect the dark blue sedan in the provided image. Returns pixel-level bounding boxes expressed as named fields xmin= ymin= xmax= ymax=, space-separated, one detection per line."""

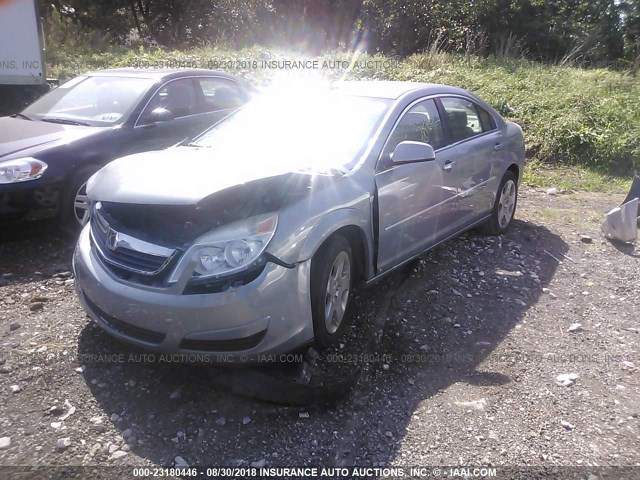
xmin=0 ymin=68 xmax=253 ymax=228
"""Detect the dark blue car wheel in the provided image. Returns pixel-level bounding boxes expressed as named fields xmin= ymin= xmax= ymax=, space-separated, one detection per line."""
xmin=61 ymin=165 xmax=100 ymax=231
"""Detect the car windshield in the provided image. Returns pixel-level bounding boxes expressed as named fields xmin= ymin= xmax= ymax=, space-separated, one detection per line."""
xmin=191 ymin=91 xmax=391 ymax=172
xmin=22 ymin=75 xmax=155 ymax=126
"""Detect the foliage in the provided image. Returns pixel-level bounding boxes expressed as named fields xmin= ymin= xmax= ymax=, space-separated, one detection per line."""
xmin=38 ymin=0 xmax=640 ymax=66
xmin=522 ymin=160 xmax=632 ymax=193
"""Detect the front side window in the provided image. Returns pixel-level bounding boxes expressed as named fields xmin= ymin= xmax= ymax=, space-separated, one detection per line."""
xmin=140 ymin=78 xmax=198 ymax=123
xmin=440 ymin=97 xmax=484 ymax=144
xmin=383 ymin=98 xmax=444 ymax=159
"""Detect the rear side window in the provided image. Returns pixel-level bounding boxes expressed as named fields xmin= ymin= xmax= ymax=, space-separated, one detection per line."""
xmin=196 ymin=78 xmax=248 ymax=112
xmin=477 ymin=105 xmax=497 ymax=131
xmin=440 ymin=97 xmax=484 ymax=143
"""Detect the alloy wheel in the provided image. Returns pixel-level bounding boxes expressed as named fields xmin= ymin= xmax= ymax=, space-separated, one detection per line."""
xmin=73 ymin=181 xmax=91 ymax=226
xmin=497 ymin=179 xmax=516 ymax=228
xmin=324 ymin=251 xmax=351 ymax=334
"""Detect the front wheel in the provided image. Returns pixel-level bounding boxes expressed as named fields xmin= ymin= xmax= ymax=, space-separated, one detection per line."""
xmin=480 ymin=171 xmax=518 ymax=235
xmin=61 ymin=166 xmax=100 ymax=232
xmin=310 ymin=235 xmax=354 ymax=348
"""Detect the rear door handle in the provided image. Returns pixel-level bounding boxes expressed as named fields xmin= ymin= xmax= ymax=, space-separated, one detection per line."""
xmin=443 ymin=160 xmax=455 ymax=172
xmin=494 ymin=143 xmax=504 ymax=151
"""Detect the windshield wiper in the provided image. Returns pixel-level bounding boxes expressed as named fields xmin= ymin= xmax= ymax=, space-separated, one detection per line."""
xmin=176 ymin=137 xmax=198 ymax=148
xmin=328 ymin=167 xmax=348 ymax=176
xmin=298 ymin=166 xmax=348 ymax=177
xmin=41 ymin=117 xmax=91 ymax=126
xmin=12 ymin=113 xmax=33 ymax=121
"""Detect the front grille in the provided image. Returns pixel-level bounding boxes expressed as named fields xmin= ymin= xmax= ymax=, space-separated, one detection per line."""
xmin=179 ymin=330 xmax=266 ymax=352
xmin=84 ymin=294 xmax=166 ymax=344
xmin=91 ymin=203 xmax=177 ymax=276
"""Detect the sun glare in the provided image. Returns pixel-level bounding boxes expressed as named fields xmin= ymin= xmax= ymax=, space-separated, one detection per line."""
xmin=193 ymin=78 xmax=389 ymax=175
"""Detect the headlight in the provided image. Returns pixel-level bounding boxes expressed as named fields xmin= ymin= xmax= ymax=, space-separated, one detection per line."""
xmin=0 ymin=157 xmax=48 ymax=184
xmin=186 ymin=213 xmax=278 ymax=281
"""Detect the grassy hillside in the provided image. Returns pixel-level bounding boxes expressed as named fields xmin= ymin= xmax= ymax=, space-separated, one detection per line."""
xmin=46 ymin=47 xmax=640 ymax=191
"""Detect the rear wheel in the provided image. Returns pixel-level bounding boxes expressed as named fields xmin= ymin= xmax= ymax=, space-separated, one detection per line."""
xmin=480 ymin=170 xmax=518 ymax=235
xmin=310 ymin=235 xmax=354 ymax=348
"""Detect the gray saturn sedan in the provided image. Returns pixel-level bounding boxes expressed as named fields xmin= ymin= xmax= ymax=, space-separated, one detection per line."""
xmin=73 ymin=81 xmax=525 ymax=362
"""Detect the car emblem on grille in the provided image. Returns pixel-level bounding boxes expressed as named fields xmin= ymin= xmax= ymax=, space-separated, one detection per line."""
xmin=106 ymin=228 xmax=121 ymax=250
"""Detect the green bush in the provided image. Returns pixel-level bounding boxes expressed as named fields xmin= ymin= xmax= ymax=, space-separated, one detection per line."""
xmin=45 ymin=47 xmax=640 ymax=174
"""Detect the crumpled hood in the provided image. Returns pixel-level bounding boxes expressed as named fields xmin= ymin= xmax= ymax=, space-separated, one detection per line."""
xmin=87 ymin=146 xmax=322 ymax=205
xmin=0 ymin=117 xmax=99 ymax=159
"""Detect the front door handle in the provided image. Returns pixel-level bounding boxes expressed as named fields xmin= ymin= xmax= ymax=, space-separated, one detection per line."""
xmin=443 ymin=160 xmax=455 ymax=172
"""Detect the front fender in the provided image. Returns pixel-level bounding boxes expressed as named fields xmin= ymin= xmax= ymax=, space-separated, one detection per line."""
xmin=297 ymin=208 xmax=373 ymax=276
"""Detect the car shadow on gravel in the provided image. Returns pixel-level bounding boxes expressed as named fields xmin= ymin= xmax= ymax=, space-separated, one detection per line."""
xmin=0 ymin=220 xmax=76 ymax=284
xmin=75 ymin=218 xmax=569 ymax=467
xmin=609 ymin=240 xmax=639 ymax=258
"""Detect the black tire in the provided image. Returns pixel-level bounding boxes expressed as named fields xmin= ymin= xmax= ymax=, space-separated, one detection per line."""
xmin=310 ymin=234 xmax=354 ymax=349
xmin=479 ymin=170 xmax=518 ymax=236
xmin=60 ymin=165 xmax=100 ymax=233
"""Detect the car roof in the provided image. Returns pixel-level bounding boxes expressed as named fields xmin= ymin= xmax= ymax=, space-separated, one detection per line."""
xmin=334 ymin=81 xmax=469 ymax=100
xmin=84 ymin=67 xmax=239 ymax=81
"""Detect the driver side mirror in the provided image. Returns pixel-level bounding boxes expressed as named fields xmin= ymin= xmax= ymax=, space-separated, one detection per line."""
xmin=144 ymin=107 xmax=174 ymax=124
xmin=391 ymin=141 xmax=436 ymax=164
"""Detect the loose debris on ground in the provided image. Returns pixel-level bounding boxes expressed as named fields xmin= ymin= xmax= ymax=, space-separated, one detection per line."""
xmin=0 ymin=187 xmax=638 ymax=471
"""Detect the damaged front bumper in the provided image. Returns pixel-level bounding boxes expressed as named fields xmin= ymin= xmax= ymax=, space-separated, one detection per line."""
xmin=73 ymin=225 xmax=315 ymax=363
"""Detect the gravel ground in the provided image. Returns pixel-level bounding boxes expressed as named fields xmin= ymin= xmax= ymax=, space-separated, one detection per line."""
xmin=0 ymin=186 xmax=639 ymax=475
